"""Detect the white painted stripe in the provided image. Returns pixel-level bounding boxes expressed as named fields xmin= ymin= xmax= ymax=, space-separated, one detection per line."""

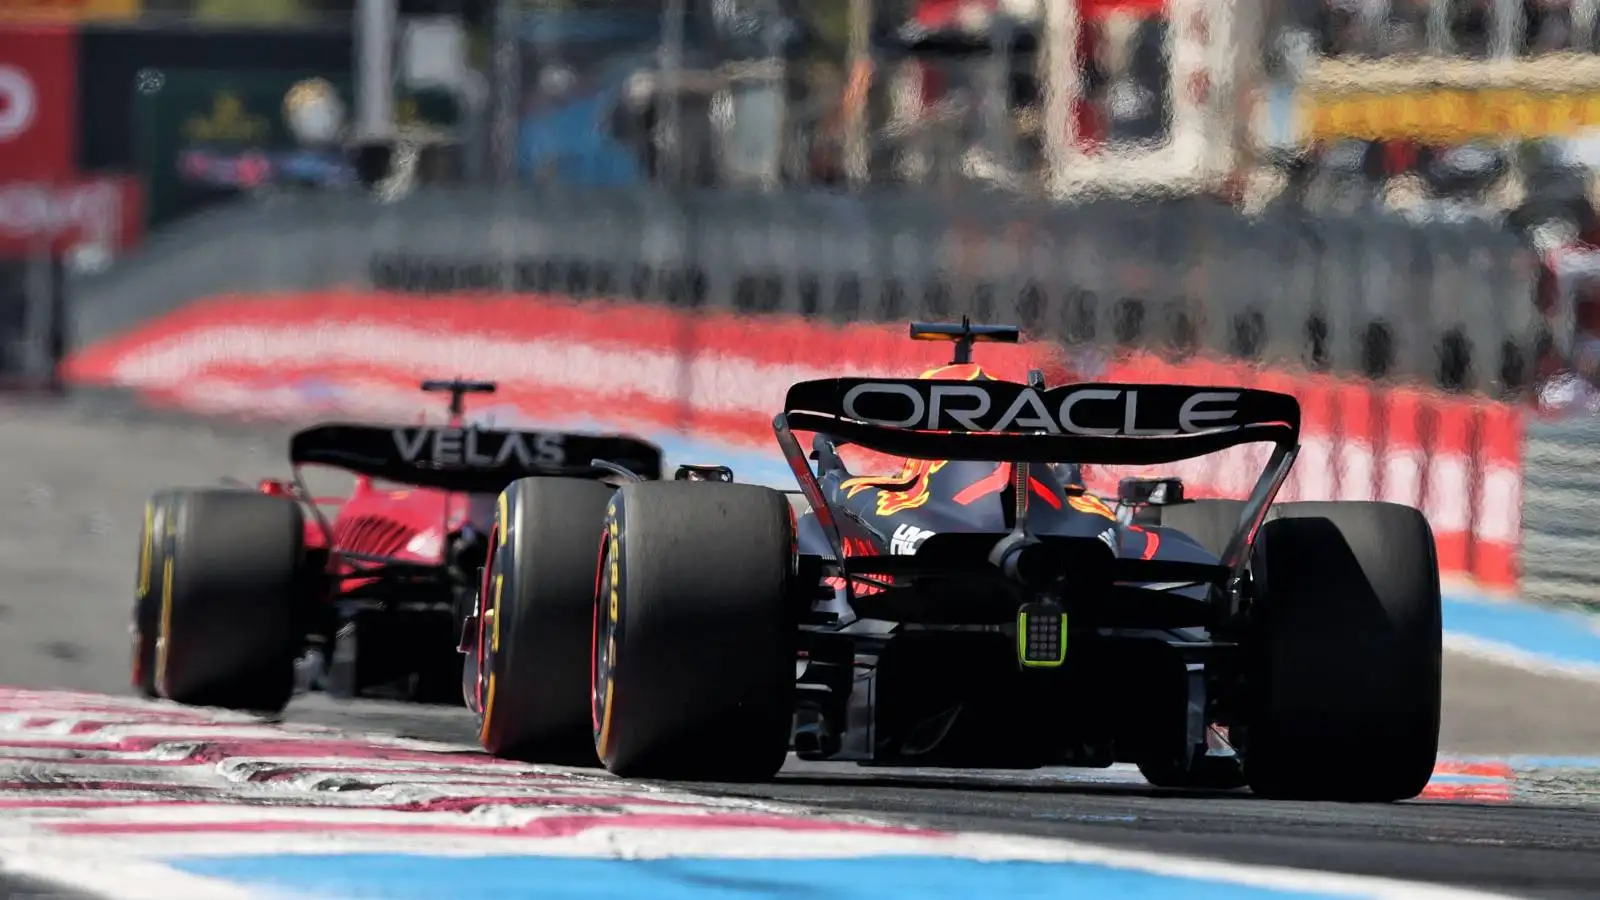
xmin=1337 ymin=440 xmax=1376 ymax=502
xmin=0 ymin=853 xmax=269 ymax=900
xmin=0 ymin=724 xmax=346 ymax=742
xmin=0 ymin=829 xmax=1528 ymax=900
xmin=0 ymin=687 xmax=1538 ymax=900
xmin=1296 ymin=435 xmax=1337 ymax=500
xmin=1474 ymin=465 xmax=1522 ymax=545
xmin=1382 ymin=447 xmax=1425 ymax=507
xmin=1425 ymin=453 xmax=1473 ymax=533
xmin=13 ymin=805 xmax=781 ymax=827
xmin=105 ymin=323 xmax=879 ymax=419
xmin=1444 ymin=633 xmax=1600 ymax=684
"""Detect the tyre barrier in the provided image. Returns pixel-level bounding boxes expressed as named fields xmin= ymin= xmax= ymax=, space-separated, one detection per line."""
xmin=64 ymin=289 xmax=1521 ymax=592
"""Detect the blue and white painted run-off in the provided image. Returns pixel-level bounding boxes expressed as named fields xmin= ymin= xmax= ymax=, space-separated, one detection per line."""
xmin=1441 ymin=593 xmax=1600 ymax=675
xmin=160 ymin=852 xmax=1512 ymax=900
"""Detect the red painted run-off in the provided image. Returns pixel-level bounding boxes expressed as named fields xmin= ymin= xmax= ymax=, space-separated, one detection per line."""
xmin=1418 ymin=759 xmax=1516 ymax=803
xmin=0 ymin=687 xmax=1524 ymax=852
xmin=63 ymin=291 xmax=1521 ymax=590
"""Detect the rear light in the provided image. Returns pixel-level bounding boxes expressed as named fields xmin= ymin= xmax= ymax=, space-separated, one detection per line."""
xmin=259 ymin=479 xmax=290 ymax=497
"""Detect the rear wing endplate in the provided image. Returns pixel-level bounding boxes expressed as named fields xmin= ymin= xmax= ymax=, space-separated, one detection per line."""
xmin=773 ymin=378 xmax=1302 ymax=592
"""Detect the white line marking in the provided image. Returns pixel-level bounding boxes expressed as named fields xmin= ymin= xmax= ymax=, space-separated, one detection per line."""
xmin=1444 ymin=633 xmax=1600 ymax=684
xmin=1 ymin=853 xmax=270 ymax=900
xmin=0 ymin=829 xmax=1531 ymax=900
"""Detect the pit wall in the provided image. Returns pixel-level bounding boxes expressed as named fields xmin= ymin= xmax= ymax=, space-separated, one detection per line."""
xmin=64 ymin=290 xmax=1519 ymax=592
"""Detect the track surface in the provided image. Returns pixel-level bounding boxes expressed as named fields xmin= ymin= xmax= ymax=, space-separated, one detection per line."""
xmin=3 ymin=397 xmax=1599 ymax=898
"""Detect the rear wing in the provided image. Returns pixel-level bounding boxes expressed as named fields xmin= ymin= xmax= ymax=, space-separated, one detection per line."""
xmin=781 ymin=378 xmax=1300 ymax=465
xmin=290 ymin=423 xmax=664 ymax=493
xmin=774 ymin=377 xmax=1302 ymax=583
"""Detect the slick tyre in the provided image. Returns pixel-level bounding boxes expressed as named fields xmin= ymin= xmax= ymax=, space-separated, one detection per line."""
xmin=1155 ymin=499 xmax=1244 ymax=558
xmin=156 ymin=490 xmax=305 ymax=714
xmin=475 ymin=477 xmax=616 ymax=765
xmin=132 ymin=490 xmax=179 ymax=699
xmin=1243 ymin=501 xmax=1441 ymax=802
xmin=594 ymin=482 xmax=795 ymax=781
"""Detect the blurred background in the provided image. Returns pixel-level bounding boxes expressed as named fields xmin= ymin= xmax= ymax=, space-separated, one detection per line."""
xmin=3 ymin=0 xmax=1600 ymax=622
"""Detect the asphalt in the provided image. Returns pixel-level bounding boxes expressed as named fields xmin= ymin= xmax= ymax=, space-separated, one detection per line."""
xmin=3 ymin=395 xmax=1600 ymax=898
xmin=0 ymin=877 xmax=100 ymax=900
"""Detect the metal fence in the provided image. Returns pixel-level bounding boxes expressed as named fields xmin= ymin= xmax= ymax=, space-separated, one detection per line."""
xmin=1521 ymin=414 xmax=1600 ymax=611
xmin=68 ymin=187 xmax=1543 ymax=398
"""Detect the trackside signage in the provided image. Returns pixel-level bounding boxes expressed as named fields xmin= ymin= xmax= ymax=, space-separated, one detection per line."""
xmin=0 ymin=177 xmax=142 ymax=256
xmin=0 ymin=25 xmax=77 ymax=182
xmin=825 ymin=380 xmax=1253 ymax=435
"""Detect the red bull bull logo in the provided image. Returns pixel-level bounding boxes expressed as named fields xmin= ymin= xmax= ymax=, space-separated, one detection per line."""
xmin=842 ymin=458 xmax=949 ymax=517
xmin=1067 ymin=494 xmax=1116 ymax=519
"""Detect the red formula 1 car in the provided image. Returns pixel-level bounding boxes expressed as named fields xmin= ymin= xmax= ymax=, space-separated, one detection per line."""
xmin=130 ymin=379 xmax=665 ymax=713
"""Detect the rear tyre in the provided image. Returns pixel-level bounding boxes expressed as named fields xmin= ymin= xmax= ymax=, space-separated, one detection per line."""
xmin=1242 ymin=501 xmax=1441 ymax=802
xmin=475 ymin=477 xmax=616 ymax=765
xmin=595 ymin=481 xmax=795 ymax=780
xmin=1154 ymin=499 xmax=1244 ymax=558
xmin=156 ymin=490 xmax=305 ymax=714
xmin=131 ymin=491 xmax=179 ymax=698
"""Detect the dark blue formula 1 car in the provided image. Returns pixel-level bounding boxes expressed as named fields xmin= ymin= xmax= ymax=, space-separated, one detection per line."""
xmin=473 ymin=320 xmax=1442 ymax=801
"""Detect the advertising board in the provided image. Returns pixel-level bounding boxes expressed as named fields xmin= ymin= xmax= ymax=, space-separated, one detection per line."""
xmin=0 ymin=25 xmax=77 ymax=181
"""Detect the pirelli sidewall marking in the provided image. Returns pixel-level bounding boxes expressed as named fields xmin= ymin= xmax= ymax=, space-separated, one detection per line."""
xmin=152 ymin=496 xmax=183 ymax=694
xmin=479 ymin=487 xmax=514 ymax=743
xmin=596 ymin=499 xmax=623 ymax=760
xmin=155 ymin=556 xmax=175 ymax=693
xmin=136 ymin=500 xmax=154 ymax=599
xmin=492 ymin=489 xmax=510 ymax=654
